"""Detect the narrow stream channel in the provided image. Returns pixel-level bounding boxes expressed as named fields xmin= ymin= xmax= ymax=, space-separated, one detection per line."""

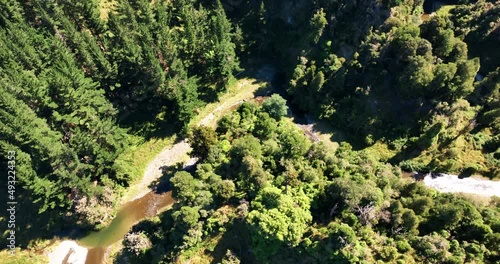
xmin=69 ymin=65 xmax=498 ymax=264
xmin=79 ymin=191 xmax=174 ymax=264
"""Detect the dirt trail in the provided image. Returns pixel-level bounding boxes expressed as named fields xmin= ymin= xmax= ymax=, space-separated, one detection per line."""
xmin=129 ymin=79 xmax=262 ymax=202
xmin=199 ymin=100 xmax=245 ymax=128
xmin=131 ymin=86 xmax=253 ymax=202
xmin=48 ymin=66 xmax=499 ymax=264
xmin=130 ymin=140 xmax=191 ymax=201
xmin=48 ymin=78 xmax=264 ymax=264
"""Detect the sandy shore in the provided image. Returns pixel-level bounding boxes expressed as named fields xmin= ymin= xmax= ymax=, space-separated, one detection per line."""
xmin=48 ymin=240 xmax=88 ymax=264
xmin=128 ymin=83 xmax=257 ymax=202
xmin=130 ymin=140 xmax=191 ymax=201
xmin=48 ymin=77 xmax=265 ymax=264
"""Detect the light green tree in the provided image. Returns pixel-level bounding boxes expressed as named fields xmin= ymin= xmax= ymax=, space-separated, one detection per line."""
xmin=262 ymin=94 xmax=288 ymax=120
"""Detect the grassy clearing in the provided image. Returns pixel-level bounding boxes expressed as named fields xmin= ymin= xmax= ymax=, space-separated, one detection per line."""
xmin=0 ymin=249 xmax=48 ymax=264
xmin=189 ymin=78 xmax=267 ymax=129
xmin=287 ymin=109 xmax=491 ymax=179
xmin=100 ymin=0 xmax=116 ymax=20
xmin=416 ymin=134 xmax=487 ymax=175
xmin=453 ymin=136 xmax=487 ymax=169
xmin=118 ymin=77 xmax=265 ymax=202
xmin=436 ymin=5 xmax=456 ymax=16
xmin=115 ymin=135 xmax=181 ymax=204
xmin=363 ymin=141 xmax=398 ymax=162
xmin=114 ymin=135 xmax=177 ymax=194
xmin=313 ymin=118 xmax=346 ymax=151
xmin=457 ymin=193 xmax=493 ymax=206
xmin=95 ymin=77 xmax=265 ymax=262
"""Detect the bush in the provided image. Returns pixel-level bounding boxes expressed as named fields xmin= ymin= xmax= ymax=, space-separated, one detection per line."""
xmin=262 ymin=94 xmax=288 ymax=120
xmin=189 ymin=126 xmax=218 ymax=159
xmin=472 ymin=133 xmax=490 ymax=150
xmin=396 ymin=240 xmax=412 ymax=253
xmin=463 ymin=164 xmax=479 ymax=175
xmin=221 ymin=250 xmax=241 ymax=264
xmin=364 ymin=134 xmax=374 ymax=146
xmin=124 ymin=231 xmax=152 ymax=256
xmin=72 ymin=187 xmax=116 ymax=227
xmin=483 ymin=135 xmax=499 ymax=153
xmin=388 ymin=137 xmax=408 ymax=151
xmin=399 ymin=159 xmax=427 ymax=172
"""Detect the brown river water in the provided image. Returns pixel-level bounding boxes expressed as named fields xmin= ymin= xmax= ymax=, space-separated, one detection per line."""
xmin=75 ymin=93 xmax=271 ymax=264
xmin=79 ymin=191 xmax=174 ymax=264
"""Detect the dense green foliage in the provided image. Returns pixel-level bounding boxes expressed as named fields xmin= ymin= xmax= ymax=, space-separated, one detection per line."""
xmin=261 ymin=94 xmax=288 ymax=120
xmin=226 ymin=0 xmax=500 ymax=178
xmin=0 ymin=0 xmax=239 ymax=241
xmin=131 ymin=102 xmax=499 ymax=263
xmin=1 ymin=0 xmax=499 ymax=262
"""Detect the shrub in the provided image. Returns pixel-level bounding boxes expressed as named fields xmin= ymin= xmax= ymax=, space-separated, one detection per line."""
xmin=221 ymin=250 xmax=241 ymax=264
xmin=189 ymin=126 xmax=218 ymax=159
xmin=124 ymin=231 xmax=152 ymax=256
xmin=262 ymin=94 xmax=288 ymax=120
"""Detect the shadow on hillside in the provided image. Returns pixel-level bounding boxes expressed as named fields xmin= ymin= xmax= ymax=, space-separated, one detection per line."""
xmin=209 ymin=220 xmax=255 ymax=264
xmin=0 ymin=190 xmax=89 ymax=250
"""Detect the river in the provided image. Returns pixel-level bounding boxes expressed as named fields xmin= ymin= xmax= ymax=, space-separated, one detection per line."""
xmin=80 ymin=191 xmax=174 ymax=264
xmin=422 ymin=173 xmax=500 ymax=197
xmin=51 ymin=65 xmax=498 ymax=264
xmin=68 ymin=75 xmax=270 ymax=264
